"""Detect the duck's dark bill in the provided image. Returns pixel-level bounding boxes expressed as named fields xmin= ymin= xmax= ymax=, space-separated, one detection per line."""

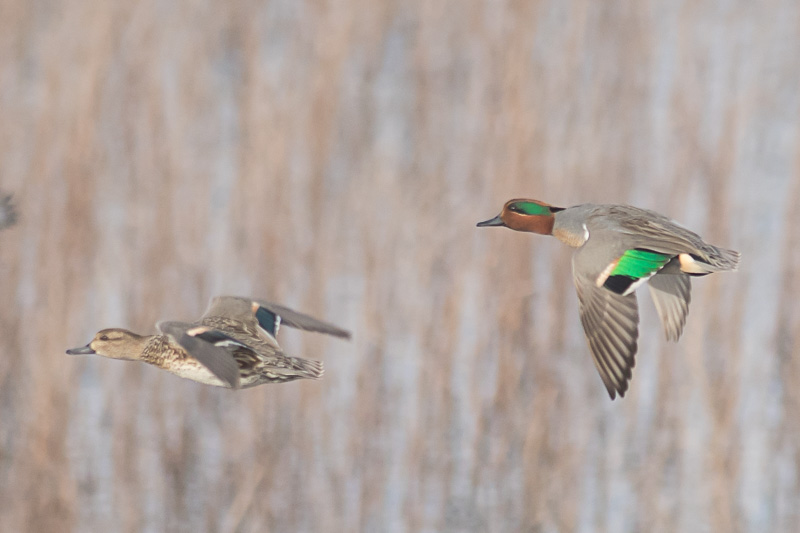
xmin=477 ymin=215 xmax=505 ymax=227
xmin=66 ymin=344 xmax=95 ymax=355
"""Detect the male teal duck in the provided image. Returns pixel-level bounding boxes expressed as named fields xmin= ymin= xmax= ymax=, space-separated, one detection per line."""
xmin=478 ymin=199 xmax=740 ymax=399
xmin=67 ymin=296 xmax=351 ymax=389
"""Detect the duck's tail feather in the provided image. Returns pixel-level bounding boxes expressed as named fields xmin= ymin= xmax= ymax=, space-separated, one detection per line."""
xmin=681 ymin=246 xmax=740 ymax=274
xmin=256 ymin=356 xmax=324 ymax=383
xmin=289 ymin=356 xmax=324 ymax=379
xmin=708 ymin=246 xmax=741 ymax=271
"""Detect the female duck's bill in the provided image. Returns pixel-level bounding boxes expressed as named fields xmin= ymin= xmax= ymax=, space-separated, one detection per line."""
xmin=66 ymin=344 xmax=96 ymax=355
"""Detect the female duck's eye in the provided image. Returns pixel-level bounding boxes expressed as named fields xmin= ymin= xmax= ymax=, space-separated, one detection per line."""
xmin=99 ymin=335 xmax=109 ymax=341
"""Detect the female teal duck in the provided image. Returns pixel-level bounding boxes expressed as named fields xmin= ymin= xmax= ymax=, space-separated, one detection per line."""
xmin=478 ymin=199 xmax=740 ymax=399
xmin=67 ymin=297 xmax=351 ymax=389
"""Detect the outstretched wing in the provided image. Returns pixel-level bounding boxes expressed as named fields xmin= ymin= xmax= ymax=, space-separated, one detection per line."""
xmin=251 ymin=299 xmax=351 ymax=339
xmin=607 ymin=205 xmax=740 ymax=270
xmin=574 ymin=274 xmax=640 ymax=399
xmin=203 ymin=296 xmax=351 ymax=340
xmin=157 ymin=321 xmax=242 ymax=389
xmin=648 ymin=272 xmax=691 ymax=341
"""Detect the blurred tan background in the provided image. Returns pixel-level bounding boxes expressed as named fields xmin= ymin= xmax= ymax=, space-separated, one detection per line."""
xmin=1 ymin=1 xmax=798 ymax=532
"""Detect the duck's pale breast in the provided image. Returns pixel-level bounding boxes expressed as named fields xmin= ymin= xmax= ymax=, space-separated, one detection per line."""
xmin=165 ymin=359 xmax=230 ymax=387
xmin=142 ymin=335 xmax=232 ymax=388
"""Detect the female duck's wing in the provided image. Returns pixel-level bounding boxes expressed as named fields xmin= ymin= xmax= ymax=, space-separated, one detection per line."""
xmin=573 ymin=273 xmax=640 ymax=400
xmin=251 ymin=299 xmax=351 ymax=339
xmin=202 ymin=296 xmax=351 ymax=339
xmin=157 ymin=321 xmax=242 ymax=389
xmin=200 ymin=296 xmax=255 ymax=322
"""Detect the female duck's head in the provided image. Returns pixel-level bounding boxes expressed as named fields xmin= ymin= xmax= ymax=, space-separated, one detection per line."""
xmin=66 ymin=328 xmax=147 ymax=361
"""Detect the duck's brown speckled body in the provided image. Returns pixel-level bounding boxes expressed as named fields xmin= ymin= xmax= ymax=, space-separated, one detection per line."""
xmin=67 ymin=296 xmax=351 ymax=389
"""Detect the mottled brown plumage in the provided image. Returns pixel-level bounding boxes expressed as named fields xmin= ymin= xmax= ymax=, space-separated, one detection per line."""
xmin=67 ymin=297 xmax=351 ymax=389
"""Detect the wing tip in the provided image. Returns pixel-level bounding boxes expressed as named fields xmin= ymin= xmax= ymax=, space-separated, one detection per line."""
xmin=249 ymin=298 xmax=352 ymax=340
xmin=329 ymin=327 xmax=352 ymax=340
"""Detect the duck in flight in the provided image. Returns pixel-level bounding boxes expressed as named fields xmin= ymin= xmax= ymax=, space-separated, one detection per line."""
xmin=67 ymin=296 xmax=351 ymax=389
xmin=478 ymin=199 xmax=740 ymax=399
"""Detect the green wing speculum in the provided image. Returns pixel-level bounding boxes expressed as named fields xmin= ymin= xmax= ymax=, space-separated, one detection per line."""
xmin=601 ymin=249 xmax=673 ymax=295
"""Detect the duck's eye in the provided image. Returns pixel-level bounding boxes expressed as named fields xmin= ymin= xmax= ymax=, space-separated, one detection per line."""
xmin=99 ymin=335 xmax=109 ymax=341
xmin=509 ymin=205 xmax=519 ymax=212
